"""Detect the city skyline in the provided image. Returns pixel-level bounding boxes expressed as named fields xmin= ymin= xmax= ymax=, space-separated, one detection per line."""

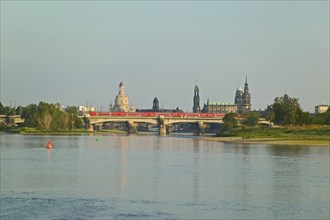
xmin=1 ymin=1 xmax=329 ymax=112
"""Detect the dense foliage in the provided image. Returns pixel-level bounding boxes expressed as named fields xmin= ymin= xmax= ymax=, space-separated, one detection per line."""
xmin=242 ymin=111 xmax=260 ymax=127
xmin=0 ymin=102 xmax=82 ymax=131
xmin=261 ymin=96 xmax=330 ymax=125
xmin=223 ymin=112 xmax=238 ymax=130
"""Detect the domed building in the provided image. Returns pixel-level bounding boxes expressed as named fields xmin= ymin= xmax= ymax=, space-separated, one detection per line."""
xmin=193 ymin=75 xmax=251 ymax=114
xmin=234 ymin=86 xmax=243 ymax=113
xmin=136 ymin=97 xmax=183 ymax=113
xmin=234 ymin=76 xmax=251 ymax=114
xmin=113 ymin=81 xmax=134 ymax=112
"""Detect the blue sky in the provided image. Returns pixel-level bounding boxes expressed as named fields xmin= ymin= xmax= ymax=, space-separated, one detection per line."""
xmin=1 ymin=1 xmax=329 ymax=112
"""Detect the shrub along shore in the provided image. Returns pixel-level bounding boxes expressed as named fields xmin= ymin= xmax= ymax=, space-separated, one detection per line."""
xmin=202 ymin=126 xmax=330 ymax=146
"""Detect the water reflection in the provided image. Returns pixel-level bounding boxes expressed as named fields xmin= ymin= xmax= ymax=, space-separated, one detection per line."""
xmin=152 ymin=137 xmax=161 ymax=200
xmin=193 ymin=138 xmax=200 ymax=201
xmin=116 ymin=136 xmax=128 ymax=198
xmin=269 ymin=144 xmax=310 ymax=157
xmin=1 ymin=134 xmax=329 ymax=220
xmin=269 ymin=145 xmax=304 ymax=218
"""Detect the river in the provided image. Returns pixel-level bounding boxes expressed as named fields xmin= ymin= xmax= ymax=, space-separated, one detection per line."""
xmin=1 ymin=133 xmax=329 ymax=219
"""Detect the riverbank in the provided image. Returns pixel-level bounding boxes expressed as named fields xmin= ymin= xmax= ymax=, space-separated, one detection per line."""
xmin=201 ymin=136 xmax=329 ymax=146
xmin=0 ymin=127 xmax=127 ymax=135
xmin=1 ymin=126 xmax=329 ymax=146
xmin=202 ymin=126 xmax=330 ymax=146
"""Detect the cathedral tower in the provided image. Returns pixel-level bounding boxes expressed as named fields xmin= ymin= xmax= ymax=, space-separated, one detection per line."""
xmin=152 ymin=97 xmax=160 ymax=111
xmin=235 ymin=86 xmax=243 ymax=114
xmin=242 ymin=75 xmax=251 ymax=113
xmin=193 ymin=81 xmax=200 ymax=113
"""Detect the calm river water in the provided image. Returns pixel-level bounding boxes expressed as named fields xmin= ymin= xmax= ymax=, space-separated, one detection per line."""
xmin=1 ymin=133 xmax=329 ymax=219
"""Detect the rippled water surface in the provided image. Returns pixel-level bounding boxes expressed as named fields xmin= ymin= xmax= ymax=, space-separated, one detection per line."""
xmin=1 ymin=133 xmax=329 ymax=219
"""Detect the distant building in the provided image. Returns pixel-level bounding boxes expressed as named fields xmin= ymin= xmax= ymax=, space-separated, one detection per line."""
xmin=315 ymin=105 xmax=329 ymax=114
xmin=152 ymin=97 xmax=160 ymax=111
xmin=193 ymin=81 xmax=201 ymax=113
xmin=79 ymin=106 xmax=95 ymax=113
xmin=202 ymin=98 xmax=237 ymax=114
xmin=113 ymin=81 xmax=135 ymax=112
xmin=235 ymin=75 xmax=251 ymax=114
xmin=136 ymin=97 xmax=183 ymax=113
xmin=55 ymin=103 xmax=65 ymax=111
xmin=194 ymin=76 xmax=251 ymax=114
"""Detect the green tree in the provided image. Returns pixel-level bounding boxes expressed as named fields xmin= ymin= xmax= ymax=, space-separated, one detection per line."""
xmin=0 ymin=102 xmax=5 ymax=114
xmin=261 ymin=105 xmax=275 ymax=124
xmin=65 ymin=106 xmax=83 ymax=129
xmin=297 ymin=111 xmax=313 ymax=125
xmin=270 ymin=96 xmax=302 ymax=125
xmin=223 ymin=113 xmax=238 ymax=130
xmin=12 ymin=102 xmax=83 ymax=130
xmin=0 ymin=102 xmax=15 ymax=116
xmin=242 ymin=111 xmax=260 ymax=127
xmin=314 ymin=108 xmax=330 ymax=125
xmin=36 ymin=102 xmax=53 ymax=130
xmin=325 ymin=108 xmax=330 ymax=125
xmin=38 ymin=112 xmax=53 ymax=131
xmin=21 ymin=104 xmax=38 ymax=127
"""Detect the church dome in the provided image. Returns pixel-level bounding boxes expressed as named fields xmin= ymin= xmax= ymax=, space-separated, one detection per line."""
xmin=237 ymin=86 xmax=243 ymax=91
xmin=113 ymin=81 xmax=130 ymax=112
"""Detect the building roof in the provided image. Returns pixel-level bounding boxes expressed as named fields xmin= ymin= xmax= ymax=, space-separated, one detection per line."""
xmin=207 ymin=102 xmax=236 ymax=106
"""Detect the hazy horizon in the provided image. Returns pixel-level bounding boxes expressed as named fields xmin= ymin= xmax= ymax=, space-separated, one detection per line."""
xmin=1 ymin=1 xmax=329 ymax=112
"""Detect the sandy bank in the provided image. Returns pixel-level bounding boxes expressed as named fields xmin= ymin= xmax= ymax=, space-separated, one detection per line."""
xmin=201 ymin=137 xmax=330 ymax=146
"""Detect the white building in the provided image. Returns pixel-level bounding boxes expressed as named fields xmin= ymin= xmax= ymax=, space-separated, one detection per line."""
xmin=79 ymin=106 xmax=95 ymax=113
xmin=315 ymin=105 xmax=329 ymax=114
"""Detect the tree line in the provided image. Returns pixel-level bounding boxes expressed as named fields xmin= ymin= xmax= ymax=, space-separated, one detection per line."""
xmin=222 ymin=95 xmax=330 ymax=130
xmin=0 ymin=102 xmax=83 ymax=131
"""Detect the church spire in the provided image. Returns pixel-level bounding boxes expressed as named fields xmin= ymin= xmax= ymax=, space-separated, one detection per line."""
xmin=193 ymin=80 xmax=200 ymax=113
xmin=245 ymin=72 xmax=248 ymax=85
xmin=242 ymin=73 xmax=251 ymax=113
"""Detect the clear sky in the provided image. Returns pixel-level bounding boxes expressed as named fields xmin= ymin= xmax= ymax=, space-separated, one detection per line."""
xmin=1 ymin=1 xmax=329 ymax=112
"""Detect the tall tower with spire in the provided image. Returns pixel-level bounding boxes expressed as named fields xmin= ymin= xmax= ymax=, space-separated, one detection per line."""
xmin=234 ymin=86 xmax=243 ymax=113
xmin=193 ymin=80 xmax=201 ymax=113
xmin=242 ymin=75 xmax=251 ymax=113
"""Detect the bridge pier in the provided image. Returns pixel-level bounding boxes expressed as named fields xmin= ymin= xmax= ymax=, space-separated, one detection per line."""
xmin=94 ymin=123 xmax=103 ymax=131
xmin=127 ymin=121 xmax=137 ymax=134
xmin=195 ymin=122 xmax=207 ymax=136
xmin=159 ymin=124 xmax=167 ymax=136
xmin=88 ymin=125 xmax=94 ymax=132
xmin=158 ymin=116 xmax=167 ymax=136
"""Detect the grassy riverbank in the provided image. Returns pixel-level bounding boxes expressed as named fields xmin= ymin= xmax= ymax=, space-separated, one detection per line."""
xmin=203 ymin=126 xmax=330 ymax=146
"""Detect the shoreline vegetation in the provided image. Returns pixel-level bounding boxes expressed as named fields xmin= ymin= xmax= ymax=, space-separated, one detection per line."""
xmin=1 ymin=125 xmax=329 ymax=146
xmin=203 ymin=126 xmax=330 ymax=146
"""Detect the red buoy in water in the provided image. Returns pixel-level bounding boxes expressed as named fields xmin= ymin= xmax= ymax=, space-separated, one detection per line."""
xmin=46 ymin=139 xmax=52 ymax=149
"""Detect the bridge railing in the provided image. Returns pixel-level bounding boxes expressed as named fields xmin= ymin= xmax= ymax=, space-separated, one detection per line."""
xmin=87 ymin=111 xmax=227 ymax=118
